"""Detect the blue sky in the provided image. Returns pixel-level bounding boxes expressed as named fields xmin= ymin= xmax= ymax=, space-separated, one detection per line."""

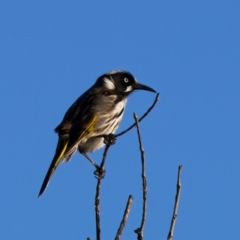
xmin=1 ymin=1 xmax=240 ymax=239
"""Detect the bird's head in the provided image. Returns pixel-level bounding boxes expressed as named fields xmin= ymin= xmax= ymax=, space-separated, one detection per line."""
xmin=97 ymin=70 xmax=156 ymax=95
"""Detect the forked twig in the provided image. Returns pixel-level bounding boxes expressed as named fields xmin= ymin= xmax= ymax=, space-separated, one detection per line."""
xmin=115 ymin=195 xmax=134 ymax=240
xmin=167 ymin=165 xmax=183 ymax=240
xmin=92 ymin=94 xmax=159 ymax=239
xmin=133 ymin=113 xmax=147 ymax=240
xmin=115 ymin=93 xmax=159 ymax=137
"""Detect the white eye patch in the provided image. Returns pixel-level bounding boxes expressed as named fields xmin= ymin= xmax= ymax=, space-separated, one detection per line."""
xmin=124 ymin=86 xmax=133 ymax=92
xmin=103 ymin=78 xmax=115 ymax=90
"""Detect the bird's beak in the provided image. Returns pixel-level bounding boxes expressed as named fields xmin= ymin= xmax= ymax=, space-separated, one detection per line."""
xmin=134 ymin=82 xmax=156 ymax=93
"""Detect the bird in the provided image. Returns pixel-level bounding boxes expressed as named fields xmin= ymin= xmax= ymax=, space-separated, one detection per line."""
xmin=38 ymin=70 xmax=156 ymax=197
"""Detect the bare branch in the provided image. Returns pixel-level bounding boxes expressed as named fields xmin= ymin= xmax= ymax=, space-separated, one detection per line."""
xmin=95 ymin=178 xmax=101 ymax=240
xmin=99 ymin=144 xmax=111 ymax=170
xmin=133 ymin=113 xmax=147 ymax=240
xmin=115 ymin=195 xmax=134 ymax=240
xmin=94 ymin=144 xmax=112 ymax=240
xmin=91 ymin=93 xmax=159 ymax=239
xmin=167 ymin=165 xmax=183 ymax=240
xmin=116 ymin=93 xmax=159 ymax=137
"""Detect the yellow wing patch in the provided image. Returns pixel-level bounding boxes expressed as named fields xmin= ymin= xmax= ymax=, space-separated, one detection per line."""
xmin=50 ymin=140 xmax=69 ymax=178
xmin=56 ymin=140 xmax=69 ymax=165
xmin=79 ymin=115 xmax=98 ymax=139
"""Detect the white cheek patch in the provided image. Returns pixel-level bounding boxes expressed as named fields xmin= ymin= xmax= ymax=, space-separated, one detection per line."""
xmin=124 ymin=86 xmax=133 ymax=92
xmin=103 ymin=78 xmax=115 ymax=90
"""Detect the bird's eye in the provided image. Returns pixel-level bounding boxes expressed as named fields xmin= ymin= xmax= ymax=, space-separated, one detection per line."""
xmin=102 ymin=90 xmax=109 ymax=96
xmin=124 ymin=78 xmax=129 ymax=83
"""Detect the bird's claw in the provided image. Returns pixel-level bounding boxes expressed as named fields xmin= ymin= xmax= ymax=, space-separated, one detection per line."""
xmin=94 ymin=166 xmax=106 ymax=179
xmin=103 ymin=134 xmax=116 ymax=145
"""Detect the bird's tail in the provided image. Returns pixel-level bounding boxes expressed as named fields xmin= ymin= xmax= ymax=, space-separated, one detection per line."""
xmin=38 ymin=139 xmax=69 ymax=197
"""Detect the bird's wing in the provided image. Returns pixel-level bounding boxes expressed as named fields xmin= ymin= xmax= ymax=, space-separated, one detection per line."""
xmin=55 ymin=87 xmax=100 ymax=149
xmin=38 ymin=87 xmax=99 ymax=197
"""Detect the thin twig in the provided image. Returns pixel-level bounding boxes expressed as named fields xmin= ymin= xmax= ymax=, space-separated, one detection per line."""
xmin=95 ymin=178 xmax=101 ymax=240
xmin=133 ymin=113 xmax=147 ymax=240
xmin=100 ymin=144 xmax=111 ymax=169
xmin=115 ymin=195 xmax=134 ymax=240
xmin=167 ymin=165 xmax=183 ymax=240
xmin=94 ymin=144 xmax=112 ymax=240
xmin=115 ymin=93 xmax=159 ymax=137
xmin=92 ymin=93 xmax=159 ymax=239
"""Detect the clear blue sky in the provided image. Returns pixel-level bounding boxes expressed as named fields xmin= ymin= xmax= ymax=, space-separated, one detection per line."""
xmin=1 ymin=1 xmax=239 ymax=239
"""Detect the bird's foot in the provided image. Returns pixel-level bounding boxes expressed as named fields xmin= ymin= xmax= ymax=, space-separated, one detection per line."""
xmin=103 ymin=133 xmax=116 ymax=145
xmin=94 ymin=166 xmax=106 ymax=179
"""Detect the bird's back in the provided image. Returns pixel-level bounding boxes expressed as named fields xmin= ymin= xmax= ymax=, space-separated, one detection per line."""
xmin=55 ymin=85 xmax=127 ymax=155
